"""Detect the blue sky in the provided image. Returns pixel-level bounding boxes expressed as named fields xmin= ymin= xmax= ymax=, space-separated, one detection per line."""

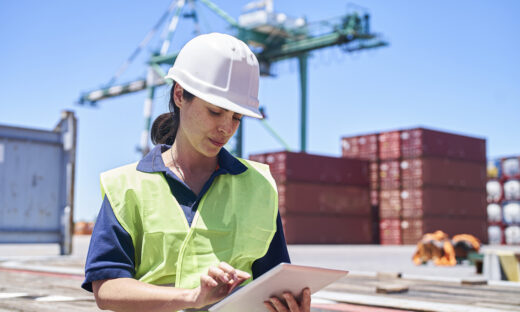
xmin=1 ymin=1 xmax=519 ymax=221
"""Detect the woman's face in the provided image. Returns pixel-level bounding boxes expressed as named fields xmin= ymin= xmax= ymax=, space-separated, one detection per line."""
xmin=175 ymin=84 xmax=242 ymax=158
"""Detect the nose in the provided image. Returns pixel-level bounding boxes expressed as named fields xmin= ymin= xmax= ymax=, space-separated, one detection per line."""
xmin=218 ymin=116 xmax=237 ymax=136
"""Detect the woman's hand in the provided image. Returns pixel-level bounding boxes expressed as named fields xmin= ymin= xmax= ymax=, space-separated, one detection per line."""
xmin=191 ymin=262 xmax=250 ymax=309
xmin=264 ymin=287 xmax=311 ymax=312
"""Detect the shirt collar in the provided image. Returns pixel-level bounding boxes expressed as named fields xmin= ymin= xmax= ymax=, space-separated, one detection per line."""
xmin=136 ymin=144 xmax=247 ymax=175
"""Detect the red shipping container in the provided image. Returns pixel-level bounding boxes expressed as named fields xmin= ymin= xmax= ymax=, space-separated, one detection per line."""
xmin=400 ymin=157 xmax=486 ymax=190
xmin=379 ymin=190 xmax=401 ymax=219
xmin=401 ymin=187 xmax=486 ymax=218
xmin=249 ymin=151 xmax=369 ymax=186
xmin=370 ymin=189 xmax=379 ymax=206
xmin=400 ymin=128 xmax=486 ymax=162
xmin=369 ymin=161 xmax=379 ymax=189
xmin=278 ymin=182 xmax=371 ymax=216
xmin=401 ymin=217 xmax=488 ymax=244
xmin=341 ymin=134 xmax=379 ymax=161
xmin=281 ymin=214 xmax=372 ymax=244
xmin=380 ymin=219 xmax=401 ymax=245
xmin=379 ymin=160 xmax=400 ymax=189
xmin=379 ymin=131 xmax=401 ymax=160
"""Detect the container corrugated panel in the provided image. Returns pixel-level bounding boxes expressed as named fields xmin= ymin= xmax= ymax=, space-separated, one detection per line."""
xmin=378 ymin=131 xmax=401 ymax=160
xmin=379 ymin=190 xmax=401 ymax=219
xmin=341 ymin=134 xmax=379 ymax=161
xmin=341 ymin=137 xmax=360 ymax=159
xmin=369 ymin=161 xmax=379 ymax=189
xmin=379 ymin=219 xmax=401 ymax=245
xmin=400 ymin=187 xmax=486 ymax=218
xmin=501 ymin=156 xmax=520 ymax=180
xmin=400 ymin=219 xmax=423 ymax=244
xmin=401 ymin=217 xmax=488 ymax=244
xmin=277 ymin=182 xmax=371 ymax=216
xmin=281 ymin=214 xmax=372 ymax=244
xmin=400 ymin=128 xmax=486 ymax=162
xmin=400 ymin=157 xmax=486 ymax=190
xmin=370 ymin=189 xmax=379 ymax=206
xmin=249 ymin=151 xmax=369 ymax=186
xmin=379 ymin=160 xmax=400 ymax=189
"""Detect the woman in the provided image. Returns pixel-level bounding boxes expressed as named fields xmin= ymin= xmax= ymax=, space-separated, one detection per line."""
xmin=82 ymin=33 xmax=310 ymax=312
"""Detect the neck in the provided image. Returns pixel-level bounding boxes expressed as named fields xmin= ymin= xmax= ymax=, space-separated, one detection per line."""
xmin=170 ymin=133 xmax=218 ymax=175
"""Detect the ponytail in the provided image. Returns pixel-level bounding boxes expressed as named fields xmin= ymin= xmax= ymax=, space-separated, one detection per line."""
xmin=150 ymin=82 xmax=194 ymax=145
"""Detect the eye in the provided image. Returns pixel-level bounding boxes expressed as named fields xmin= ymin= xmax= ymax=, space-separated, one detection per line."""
xmin=233 ymin=114 xmax=243 ymax=122
xmin=208 ymin=109 xmax=221 ymax=116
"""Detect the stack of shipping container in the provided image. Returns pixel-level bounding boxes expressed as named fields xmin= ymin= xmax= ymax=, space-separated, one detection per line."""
xmin=342 ymin=128 xmax=488 ymax=244
xmin=487 ymin=157 xmax=520 ymax=245
xmin=249 ymin=151 xmax=373 ymax=244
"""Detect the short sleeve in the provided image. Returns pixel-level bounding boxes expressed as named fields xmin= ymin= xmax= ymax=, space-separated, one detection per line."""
xmin=81 ymin=196 xmax=136 ymax=292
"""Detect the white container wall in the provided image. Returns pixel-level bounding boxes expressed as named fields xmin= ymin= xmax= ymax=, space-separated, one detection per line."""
xmin=487 ymin=204 xmax=502 ymax=222
xmin=503 ymin=202 xmax=520 ymax=224
xmin=488 ymin=225 xmax=502 ymax=245
xmin=503 ymin=180 xmax=520 ymax=201
xmin=504 ymin=226 xmax=520 ymax=245
xmin=502 ymin=157 xmax=520 ymax=179
xmin=486 ymin=180 xmax=502 ymax=203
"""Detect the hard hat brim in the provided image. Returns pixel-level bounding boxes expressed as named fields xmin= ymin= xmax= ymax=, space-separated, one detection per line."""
xmin=165 ymin=75 xmax=263 ymax=119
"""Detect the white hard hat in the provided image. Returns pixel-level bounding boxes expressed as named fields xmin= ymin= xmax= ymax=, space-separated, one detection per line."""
xmin=165 ymin=33 xmax=262 ymax=119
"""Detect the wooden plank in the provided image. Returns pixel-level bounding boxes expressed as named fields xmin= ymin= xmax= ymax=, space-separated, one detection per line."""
xmin=375 ymin=284 xmax=409 ymax=294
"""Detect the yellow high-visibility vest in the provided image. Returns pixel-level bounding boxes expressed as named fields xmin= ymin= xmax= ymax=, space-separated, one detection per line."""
xmin=100 ymin=159 xmax=278 ymax=289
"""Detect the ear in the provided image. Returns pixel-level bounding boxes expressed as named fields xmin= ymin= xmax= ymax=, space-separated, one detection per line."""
xmin=173 ymin=83 xmax=186 ymax=109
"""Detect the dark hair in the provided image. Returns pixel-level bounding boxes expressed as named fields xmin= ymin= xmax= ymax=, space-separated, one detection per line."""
xmin=151 ymin=82 xmax=194 ymax=145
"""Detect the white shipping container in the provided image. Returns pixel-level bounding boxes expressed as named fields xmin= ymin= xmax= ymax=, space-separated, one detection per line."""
xmin=503 ymin=180 xmax=520 ymax=200
xmin=487 ymin=204 xmax=502 ymax=222
xmin=502 ymin=158 xmax=520 ymax=178
xmin=504 ymin=226 xmax=520 ymax=245
xmin=486 ymin=180 xmax=502 ymax=202
xmin=503 ymin=202 xmax=520 ymax=224
xmin=488 ymin=225 xmax=502 ymax=245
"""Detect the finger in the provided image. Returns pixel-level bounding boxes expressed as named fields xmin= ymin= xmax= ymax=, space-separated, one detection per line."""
xmin=200 ymin=274 xmax=218 ymax=287
xmin=270 ymin=296 xmax=289 ymax=312
xmin=283 ymin=293 xmax=300 ymax=312
xmin=208 ymin=266 xmax=230 ymax=284
xmin=300 ymin=288 xmax=311 ymax=312
xmin=234 ymin=268 xmax=251 ymax=280
xmin=218 ymin=262 xmax=237 ymax=280
xmin=264 ymin=301 xmax=278 ymax=312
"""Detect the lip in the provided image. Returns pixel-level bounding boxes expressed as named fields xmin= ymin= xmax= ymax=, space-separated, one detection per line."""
xmin=209 ymin=138 xmax=225 ymax=147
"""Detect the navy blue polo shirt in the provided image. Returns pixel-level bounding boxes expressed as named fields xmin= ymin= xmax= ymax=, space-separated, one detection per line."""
xmin=82 ymin=145 xmax=290 ymax=292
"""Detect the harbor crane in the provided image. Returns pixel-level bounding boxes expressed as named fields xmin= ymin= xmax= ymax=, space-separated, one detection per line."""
xmin=79 ymin=0 xmax=387 ymax=156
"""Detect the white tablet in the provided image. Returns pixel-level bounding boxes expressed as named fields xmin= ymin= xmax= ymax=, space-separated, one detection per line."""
xmin=209 ymin=263 xmax=348 ymax=312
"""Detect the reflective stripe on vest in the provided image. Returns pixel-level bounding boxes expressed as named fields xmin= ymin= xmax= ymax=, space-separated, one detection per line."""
xmin=100 ymin=158 xmax=278 ymax=289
